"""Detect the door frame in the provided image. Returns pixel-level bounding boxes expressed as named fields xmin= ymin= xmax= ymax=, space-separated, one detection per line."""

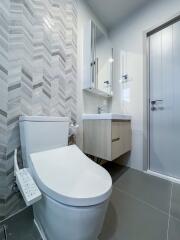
xmin=143 ymin=13 xmax=180 ymax=176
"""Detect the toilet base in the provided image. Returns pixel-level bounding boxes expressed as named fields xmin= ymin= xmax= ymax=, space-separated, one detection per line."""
xmin=33 ymin=194 xmax=108 ymax=240
xmin=35 ymin=218 xmax=99 ymax=240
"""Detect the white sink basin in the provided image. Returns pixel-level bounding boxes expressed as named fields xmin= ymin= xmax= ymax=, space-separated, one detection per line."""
xmin=82 ymin=113 xmax=131 ymax=120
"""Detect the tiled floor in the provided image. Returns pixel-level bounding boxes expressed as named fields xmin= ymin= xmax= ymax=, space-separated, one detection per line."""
xmin=0 ymin=208 xmax=41 ymax=240
xmin=100 ymin=163 xmax=180 ymax=240
xmin=1 ymin=163 xmax=180 ymax=240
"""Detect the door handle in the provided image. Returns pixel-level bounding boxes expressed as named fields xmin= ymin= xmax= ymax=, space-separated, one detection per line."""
xmin=151 ymin=100 xmax=163 ymax=105
xmin=151 ymin=100 xmax=164 ymax=111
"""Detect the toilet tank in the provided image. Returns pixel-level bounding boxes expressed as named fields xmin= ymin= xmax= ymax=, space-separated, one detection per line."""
xmin=19 ymin=116 xmax=69 ymax=167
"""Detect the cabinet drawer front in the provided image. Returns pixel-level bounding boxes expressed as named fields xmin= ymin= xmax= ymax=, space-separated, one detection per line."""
xmin=112 ymin=137 xmax=120 ymax=143
xmin=112 ymin=121 xmax=121 ymax=140
xmin=122 ymin=121 xmax=132 ymax=152
xmin=112 ymin=138 xmax=123 ymax=160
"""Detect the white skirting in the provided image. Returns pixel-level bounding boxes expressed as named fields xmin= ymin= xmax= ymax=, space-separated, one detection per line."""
xmin=34 ymin=219 xmax=47 ymax=240
xmin=146 ymin=170 xmax=180 ymax=184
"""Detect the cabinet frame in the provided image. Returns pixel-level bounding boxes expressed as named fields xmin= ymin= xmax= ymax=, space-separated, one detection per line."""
xmin=83 ymin=119 xmax=132 ymax=161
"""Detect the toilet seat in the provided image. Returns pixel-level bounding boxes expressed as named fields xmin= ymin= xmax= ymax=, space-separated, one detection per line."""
xmin=30 ymin=145 xmax=112 ymax=207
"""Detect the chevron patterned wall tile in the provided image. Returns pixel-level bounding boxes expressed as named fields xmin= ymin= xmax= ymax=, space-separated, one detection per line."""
xmin=0 ymin=0 xmax=77 ymax=219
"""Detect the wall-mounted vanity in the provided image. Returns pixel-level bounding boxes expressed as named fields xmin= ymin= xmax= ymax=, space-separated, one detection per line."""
xmin=83 ymin=114 xmax=132 ymax=161
xmin=83 ymin=20 xmax=113 ymax=97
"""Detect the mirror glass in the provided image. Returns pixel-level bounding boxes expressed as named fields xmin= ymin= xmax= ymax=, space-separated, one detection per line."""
xmin=94 ymin=24 xmax=113 ymax=95
xmin=88 ymin=21 xmax=113 ymax=96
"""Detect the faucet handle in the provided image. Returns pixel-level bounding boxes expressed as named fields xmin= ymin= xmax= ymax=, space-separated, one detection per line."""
xmin=69 ymin=123 xmax=79 ymax=137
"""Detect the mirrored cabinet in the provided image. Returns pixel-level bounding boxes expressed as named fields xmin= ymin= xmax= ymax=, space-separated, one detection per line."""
xmin=83 ymin=20 xmax=113 ymax=97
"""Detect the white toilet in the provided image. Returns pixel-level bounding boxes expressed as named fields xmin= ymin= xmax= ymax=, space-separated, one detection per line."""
xmin=19 ymin=116 xmax=112 ymax=240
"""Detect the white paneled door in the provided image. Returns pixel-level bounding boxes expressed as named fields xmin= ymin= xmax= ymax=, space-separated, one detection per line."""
xmin=149 ymin=20 xmax=180 ymax=179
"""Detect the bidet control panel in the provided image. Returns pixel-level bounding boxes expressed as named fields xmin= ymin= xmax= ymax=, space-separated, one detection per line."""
xmin=15 ymin=168 xmax=42 ymax=206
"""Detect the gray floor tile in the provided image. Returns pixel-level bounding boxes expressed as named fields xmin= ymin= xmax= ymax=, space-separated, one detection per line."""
xmin=99 ymin=188 xmax=168 ymax=240
xmin=114 ymin=168 xmax=172 ymax=213
xmin=171 ymin=183 xmax=180 ymax=221
xmin=168 ymin=217 xmax=180 ymax=240
xmin=103 ymin=162 xmax=129 ymax=183
xmin=1 ymin=207 xmax=42 ymax=240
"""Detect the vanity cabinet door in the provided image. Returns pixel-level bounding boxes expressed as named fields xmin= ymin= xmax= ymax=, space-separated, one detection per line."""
xmin=83 ymin=120 xmax=112 ymax=160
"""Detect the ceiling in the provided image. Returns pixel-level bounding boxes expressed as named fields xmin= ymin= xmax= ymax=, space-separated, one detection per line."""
xmin=84 ymin=0 xmax=154 ymax=30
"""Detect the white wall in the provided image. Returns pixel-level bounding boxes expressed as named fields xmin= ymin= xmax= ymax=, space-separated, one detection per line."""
xmin=110 ymin=0 xmax=180 ymax=170
xmin=76 ymin=0 xmax=111 ymax=148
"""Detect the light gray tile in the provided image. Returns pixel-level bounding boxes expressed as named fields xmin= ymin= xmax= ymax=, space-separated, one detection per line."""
xmin=0 ymin=0 xmax=78 ymax=218
xmin=114 ymin=168 xmax=172 ymax=213
xmin=99 ymin=188 xmax=168 ymax=240
xmin=171 ymin=183 xmax=180 ymax=220
xmin=168 ymin=217 xmax=180 ymax=240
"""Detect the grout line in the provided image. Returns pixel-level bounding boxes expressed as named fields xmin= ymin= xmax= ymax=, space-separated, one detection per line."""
xmin=166 ymin=182 xmax=173 ymax=240
xmin=169 ymin=214 xmax=180 ymax=224
xmin=0 ymin=206 xmax=28 ymax=224
xmin=113 ymin=185 xmax=170 ymax=217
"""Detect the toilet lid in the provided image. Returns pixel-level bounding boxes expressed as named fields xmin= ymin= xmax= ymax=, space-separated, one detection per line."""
xmin=30 ymin=145 xmax=112 ymax=206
